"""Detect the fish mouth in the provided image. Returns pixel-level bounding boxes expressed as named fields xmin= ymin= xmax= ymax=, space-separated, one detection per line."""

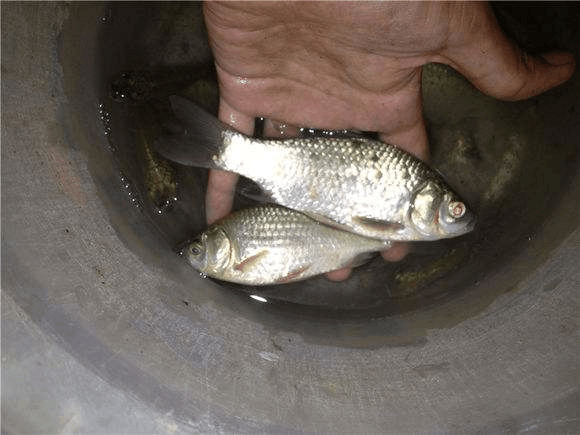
xmin=438 ymin=201 xmax=477 ymax=237
xmin=175 ymin=237 xmax=200 ymax=256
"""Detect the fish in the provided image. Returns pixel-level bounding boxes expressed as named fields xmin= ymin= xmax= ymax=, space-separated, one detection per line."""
xmin=137 ymin=128 xmax=178 ymax=213
xmin=183 ymin=204 xmax=392 ymax=285
xmin=128 ymin=101 xmax=181 ymax=213
xmin=155 ymin=96 xmax=476 ymax=241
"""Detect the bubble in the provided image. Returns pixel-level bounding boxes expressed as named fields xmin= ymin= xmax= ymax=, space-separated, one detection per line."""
xmin=99 ymin=8 xmax=112 ymax=24
xmin=98 ymin=101 xmax=113 ymax=137
xmin=118 ymin=171 xmax=142 ymax=209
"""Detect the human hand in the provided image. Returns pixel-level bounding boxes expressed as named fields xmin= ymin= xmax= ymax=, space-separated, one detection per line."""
xmin=202 ymin=1 xmax=575 ymax=281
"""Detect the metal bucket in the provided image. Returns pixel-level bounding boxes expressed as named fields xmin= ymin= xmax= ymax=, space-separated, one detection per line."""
xmin=3 ymin=3 xmax=579 ymax=433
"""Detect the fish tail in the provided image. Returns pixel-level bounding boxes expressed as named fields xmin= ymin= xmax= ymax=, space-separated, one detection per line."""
xmin=153 ymin=95 xmax=224 ymax=169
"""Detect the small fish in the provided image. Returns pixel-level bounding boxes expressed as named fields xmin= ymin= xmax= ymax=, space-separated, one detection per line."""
xmin=137 ymin=128 xmax=178 ymax=213
xmin=128 ymin=101 xmax=181 ymax=213
xmin=155 ymin=96 xmax=476 ymax=241
xmin=183 ymin=205 xmax=392 ymax=285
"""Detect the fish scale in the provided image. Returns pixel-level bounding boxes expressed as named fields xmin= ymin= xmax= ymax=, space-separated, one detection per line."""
xmin=185 ymin=205 xmax=392 ymax=285
xmin=220 ymin=132 xmax=441 ymax=239
xmin=155 ymin=96 xmax=476 ymax=242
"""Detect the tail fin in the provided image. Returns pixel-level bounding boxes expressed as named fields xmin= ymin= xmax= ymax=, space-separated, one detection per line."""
xmin=153 ymin=95 xmax=224 ymax=168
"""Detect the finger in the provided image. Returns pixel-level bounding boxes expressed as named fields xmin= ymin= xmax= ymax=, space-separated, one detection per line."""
xmin=380 ymin=242 xmax=409 ymax=262
xmin=206 ymin=99 xmax=255 ymax=224
xmin=379 ymin=113 xmax=429 ymax=162
xmin=206 ymin=170 xmax=239 ymax=224
xmin=443 ymin=5 xmax=575 ymax=101
xmin=325 ymin=267 xmax=352 ymax=282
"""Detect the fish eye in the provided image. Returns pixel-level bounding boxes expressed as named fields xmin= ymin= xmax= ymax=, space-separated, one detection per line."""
xmin=448 ymin=201 xmax=466 ymax=219
xmin=189 ymin=240 xmax=203 ymax=256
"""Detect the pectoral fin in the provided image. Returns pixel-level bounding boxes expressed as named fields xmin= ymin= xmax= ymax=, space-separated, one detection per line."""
xmin=352 ymin=216 xmax=405 ymax=233
xmin=302 ymin=212 xmax=349 ymax=231
xmin=233 ymin=250 xmax=269 ymax=273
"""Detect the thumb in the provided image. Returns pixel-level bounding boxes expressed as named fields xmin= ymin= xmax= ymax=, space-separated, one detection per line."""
xmin=443 ymin=5 xmax=575 ymax=101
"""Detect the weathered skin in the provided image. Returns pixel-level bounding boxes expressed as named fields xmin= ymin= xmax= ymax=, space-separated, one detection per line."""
xmin=185 ymin=205 xmax=392 ymax=285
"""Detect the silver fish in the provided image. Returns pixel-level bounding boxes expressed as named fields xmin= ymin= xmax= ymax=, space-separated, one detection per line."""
xmin=184 ymin=205 xmax=391 ymax=285
xmin=156 ymin=96 xmax=476 ymax=241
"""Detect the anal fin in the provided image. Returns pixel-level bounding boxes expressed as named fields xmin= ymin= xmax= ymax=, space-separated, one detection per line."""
xmin=275 ymin=265 xmax=311 ymax=284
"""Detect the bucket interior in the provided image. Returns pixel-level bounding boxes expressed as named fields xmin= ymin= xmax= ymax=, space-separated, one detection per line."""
xmin=3 ymin=2 xmax=579 ymax=433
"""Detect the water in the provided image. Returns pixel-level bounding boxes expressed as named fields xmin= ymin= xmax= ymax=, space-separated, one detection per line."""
xmin=96 ymin=3 xmax=579 ymax=319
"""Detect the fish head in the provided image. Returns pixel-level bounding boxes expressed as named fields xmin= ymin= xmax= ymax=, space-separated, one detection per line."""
xmin=410 ymin=181 xmax=476 ymax=239
xmin=184 ymin=227 xmax=232 ymax=275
